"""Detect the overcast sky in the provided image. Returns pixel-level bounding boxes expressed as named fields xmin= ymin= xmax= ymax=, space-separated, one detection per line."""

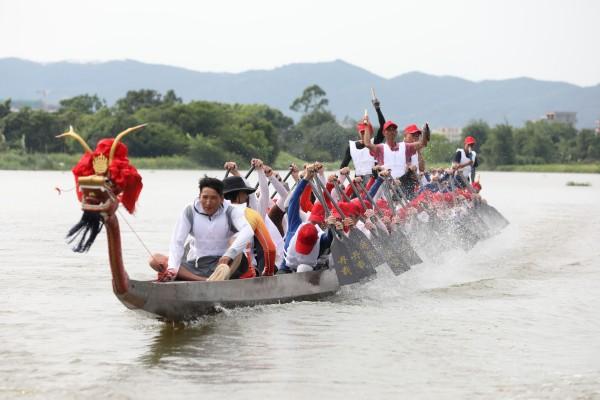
xmin=1 ymin=0 xmax=599 ymax=86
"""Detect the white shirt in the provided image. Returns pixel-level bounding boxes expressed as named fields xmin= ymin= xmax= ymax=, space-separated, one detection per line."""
xmin=167 ymin=199 xmax=254 ymax=273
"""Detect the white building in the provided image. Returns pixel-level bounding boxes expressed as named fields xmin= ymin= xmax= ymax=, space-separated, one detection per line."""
xmin=433 ymin=127 xmax=462 ymax=143
xmin=544 ymin=111 xmax=577 ymax=126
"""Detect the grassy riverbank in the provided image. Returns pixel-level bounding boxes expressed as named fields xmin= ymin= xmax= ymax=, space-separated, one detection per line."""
xmin=1 ymin=151 xmax=599 ymax=173
xmin=0 ymin=150 xmax=339 ymax=171
xmin=0 ymin=151 xmax=201 ymax=170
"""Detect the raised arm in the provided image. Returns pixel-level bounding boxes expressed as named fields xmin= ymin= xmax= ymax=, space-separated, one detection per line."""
xmin=373 ymin=98 xmax=386 ymax=144
xmin=362 ymin=115 xmax=378 ymax=152
xmin=253 ymin=159 xmax=269 ymax=218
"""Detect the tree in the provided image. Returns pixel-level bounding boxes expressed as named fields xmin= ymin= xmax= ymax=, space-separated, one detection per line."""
xmin=163 ymin=90 xmax=183 ymax=105
xmin=421 ymin=134 xmax=456 ymax=164
xmin=461 ymin=120 xmax=490 ymax=150
xmin=115 ymin=89 xmax=165 ymax=114
xmin=59 ymin=94 xmax=105 ymax=114
xmin=513 ymin=121 xmax=557 ymax=164
xmin=0 ymin=99 xmax=11 ymax=119
xmin=483 ymin=124 xmax=515 ymax=166
xmin=0 ymin=107 xmax=65 ymax=152
xmin=290 ymin=85 xmax=329 ymax=114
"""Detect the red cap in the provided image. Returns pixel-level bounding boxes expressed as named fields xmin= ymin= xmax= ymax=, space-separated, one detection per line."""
xmin=376 ymin=198 xmax=390 ymax=211
xmin=403 ymin=124 xmax=421 ymax=135
xmin=333 ymin=202 xmax=356 ymax=218
xmin=295 ymin=224 xmax=319 ymax=255
xmin=472 ymin=182 xmax=482 ymax=192
xmin=308 ymin=201 xmax=325 ymax=224
xmin=383 ymin=120 xmax=398 ymax=131
xmin=444 ymin=193 xmax=454 ymax=203
xmin=350 ymin=198 xmax=370 ymax=214
xmin=464 ymin=136 xmax=476 ymax=145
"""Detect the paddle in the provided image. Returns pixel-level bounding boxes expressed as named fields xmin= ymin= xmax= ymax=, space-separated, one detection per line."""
xmin=333 ymin=177 xmax=387 ymax=270
xmin=380 ymin=178 xmax=423 ymax=269
xmin=354 ymin=176 xmax=414 ymax=274
xmin=223 ymin=163 xmax=255 ymax=180
xmin=270 ymin=168 xmax=293 ymax=200
xmin=311 ymin=177 xmax=376 ymax=285
xmin=341 ymin=173 xmax=406 ymax=274
xmin=456 ymin=172 xmax=509 ymax=230
xmin=245 ymin=165 xmax=256 ymax=179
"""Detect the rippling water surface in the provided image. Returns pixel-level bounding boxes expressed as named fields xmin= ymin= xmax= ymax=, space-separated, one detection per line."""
xmin=1 ymin=170 xmax=600 ymax=399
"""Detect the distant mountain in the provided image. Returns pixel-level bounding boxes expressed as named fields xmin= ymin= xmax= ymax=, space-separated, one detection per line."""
xmin=1 ymin=57 xmax=599 ymax=128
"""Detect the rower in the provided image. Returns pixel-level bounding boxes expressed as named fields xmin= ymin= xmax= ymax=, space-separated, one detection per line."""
xmin=362 ymin=116 xmax=430 ymax=195
xmin=452 ymin=136 xmax=479 ymax=182
xmin=222 ymin=175 xmax=277 ymax=277
xmin=403 ymin=123 xmax=427 ymax=187
xmin=339 ymin=95 xmax=385 ymax=175
xmin=149 ymin=176 xmax=254 ymax=282
xmin=278 ymin=164 xmax=334 ymax=274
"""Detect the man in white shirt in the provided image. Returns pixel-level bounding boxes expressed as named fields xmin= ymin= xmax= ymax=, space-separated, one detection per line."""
xmin=149 ymin=176 xmax=254 ymax=281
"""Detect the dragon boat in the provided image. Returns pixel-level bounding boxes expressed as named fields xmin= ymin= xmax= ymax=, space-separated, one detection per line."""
xmin=59 ymin=124 xmax=508 ymax=322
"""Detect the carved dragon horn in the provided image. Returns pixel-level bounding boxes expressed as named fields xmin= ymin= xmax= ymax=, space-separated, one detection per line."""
xmin=108 ymin=123 xmax=147 ymax=165
xmin=56 ymin=125 xmax=93 ymax=153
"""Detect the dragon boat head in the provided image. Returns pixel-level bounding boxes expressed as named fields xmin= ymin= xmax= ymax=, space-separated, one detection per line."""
xmin=57 ymin=124 xmax=146 ymax=252
xmin=77 ymin=174 xmax=119 ymax=216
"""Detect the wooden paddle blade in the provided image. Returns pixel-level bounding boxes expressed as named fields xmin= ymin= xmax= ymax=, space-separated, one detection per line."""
xmin=330 ymin=235 xmax=374 ymax=286
xmin=390 ymin=228 xmax=423 ymax=267
xmin=369 ymin=231 xmax=411 ymax=275
xmin=348 ymin=229 xmax=382 ymax=272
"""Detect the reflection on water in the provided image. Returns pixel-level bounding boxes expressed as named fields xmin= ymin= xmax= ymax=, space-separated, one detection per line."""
xmin=2 ymin=170 xmax=600 ymax=400
xmin=141 ymin=321 xmax=215 ymax=366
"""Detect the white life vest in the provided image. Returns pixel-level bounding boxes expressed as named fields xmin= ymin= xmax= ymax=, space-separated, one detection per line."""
xmin=410 ymin=151 xmax=420 ymax=174
xmin=383 ymin=142 xmax=407 ymax=178
xmin=284 ymin=222 xmax=321 ymax=270
xmin=349 ymin=140 xmax=376 ymax=176
xmin=185 ymin=200 xmax=237 ymax=259
xmin=455 ymin=149 xmax=476 ymax=182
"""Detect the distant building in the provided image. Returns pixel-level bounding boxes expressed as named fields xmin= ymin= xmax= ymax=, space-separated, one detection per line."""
xmin=433 ymin=127 xmax=462 ymax=143
xmin=544 ymin=111 xmax=577 ymax=126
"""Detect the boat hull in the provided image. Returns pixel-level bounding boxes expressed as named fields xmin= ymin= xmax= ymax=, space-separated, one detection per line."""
xmin=116 ymin=269 xmax=340 ymax=321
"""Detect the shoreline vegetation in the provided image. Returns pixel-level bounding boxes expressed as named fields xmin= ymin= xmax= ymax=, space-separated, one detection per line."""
xmin=2 ymin=87 xmax=600 ymax=175
xmin=0 ymin=150 xmax=598 ymax=174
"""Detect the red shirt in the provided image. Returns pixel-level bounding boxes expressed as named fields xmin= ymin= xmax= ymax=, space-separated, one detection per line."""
xmin=369 ymin=142 xmax=420 ymax=165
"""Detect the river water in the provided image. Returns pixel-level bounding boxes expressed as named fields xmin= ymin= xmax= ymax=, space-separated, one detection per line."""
xmin=1 ymin=170 xmax=599 ymax=399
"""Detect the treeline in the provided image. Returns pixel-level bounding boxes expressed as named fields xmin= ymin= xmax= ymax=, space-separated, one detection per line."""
xmin=0 ymin=87 xmax=354 ymax=167
xmin=454 ymin=120 xmax=600 ymax=166
xmin=1 ymin=86 xmax=600 ymax=169
xmin=0 ymin=90 xmax=291 ymax=166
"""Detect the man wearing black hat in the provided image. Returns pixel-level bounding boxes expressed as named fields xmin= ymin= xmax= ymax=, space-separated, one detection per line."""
xmin=149 ymin=176 xmax=254 ymax=281
xmin=222 ymin=174 xmax=277 ymax=276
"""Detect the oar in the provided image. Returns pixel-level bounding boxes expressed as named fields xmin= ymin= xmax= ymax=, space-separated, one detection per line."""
xmin=333 ymin=178 xmax=352 ymax=203
xmin=223 ymin=164 xmax=254 ymax=179
xmin=355 ymin=178 xmax=414 ymax=274
xmin=380 ymin=178 xmax=423 ymax=269
xmin=311 ymin=177 xmax=376 ymax=285
xmin=245 ymin=165 xmax=256 ymax=180
xmin=270 ymin=168 xmax=293 ymax=200
xmin=341 ymin=174 xmax=399 ymax=271
xmin=334 ymin=177 xmax=387 ymax=269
